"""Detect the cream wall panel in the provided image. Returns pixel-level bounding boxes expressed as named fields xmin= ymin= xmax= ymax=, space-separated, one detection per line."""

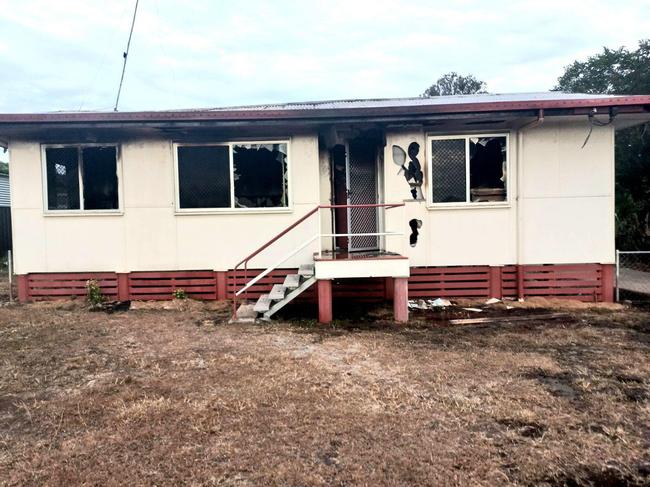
xmin=557 ymin=124 xmax=612 ymax=197
xmin=11 ymin=209 xmax=46 ymax=274
xmin=520 ymin=197 xmax=614 ymax=264
xmin=289 ymin=135 xmax=320 ymax=205
xmin=9 ymin=142 xmax=43 ymax=209
xmin=175 ymin=205 xmax=320 ymax=270
xmin=121 ymin=139 xmax=175 ymax=208
xmin=124 ymin=208 xmax=177 ymax=271
xmin=44 ymin=216 xmax=125 ymax=272
xmin=520 ymin=122 xmax=614 ymax=264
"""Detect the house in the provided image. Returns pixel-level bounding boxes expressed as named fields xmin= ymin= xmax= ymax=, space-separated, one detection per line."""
xmin=1 ymin=92 xmax=649 ymax=322
xmin=0 ymin=171 xmax=11 ymax=255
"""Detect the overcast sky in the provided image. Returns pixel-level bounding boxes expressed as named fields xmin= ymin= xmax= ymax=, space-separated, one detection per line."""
xmin=0 ymin=0 xmax=649 ymax=114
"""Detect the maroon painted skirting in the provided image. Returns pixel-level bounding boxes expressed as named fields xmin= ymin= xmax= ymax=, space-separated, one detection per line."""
xmin=16 ymin=263 xmax=615 ymax=303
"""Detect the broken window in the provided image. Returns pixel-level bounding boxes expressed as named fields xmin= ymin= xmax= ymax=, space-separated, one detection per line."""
xmin=44 ymin=146 xmax=119 ymax=211
xmin=233 ymin=143 xmax=288 ymax=208
xmin=81 ymin=147 xmax=119 ymax=210
xmin=176 ymin=141 xmax=289 ymax=210
xmin=429 ymin=135 xmax=507 ymax=204
xmin=177 ymin=146 xmax=231 ymax=208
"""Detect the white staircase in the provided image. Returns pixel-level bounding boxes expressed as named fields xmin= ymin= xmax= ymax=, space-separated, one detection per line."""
xmin=244 ymin=264 xmax=315 ymax=320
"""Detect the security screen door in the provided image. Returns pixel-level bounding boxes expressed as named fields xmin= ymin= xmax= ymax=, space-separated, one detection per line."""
xmin=346 ymin=139 xmax=379 ymax=251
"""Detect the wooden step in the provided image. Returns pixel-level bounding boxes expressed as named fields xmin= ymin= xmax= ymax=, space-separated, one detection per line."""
xmin=269 ymin=284 xmax=286 ymax=300
xmin=253 ymin=294 xmax=272 ymax=313
xmin=299 ymin=264 xmax=314 ymax=278
xmin=283 ymin=273 xmax=300 ymax=290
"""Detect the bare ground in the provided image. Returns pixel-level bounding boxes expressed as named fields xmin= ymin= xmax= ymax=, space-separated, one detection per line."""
xmin=0 ymin=299 xmax=649 ymax=486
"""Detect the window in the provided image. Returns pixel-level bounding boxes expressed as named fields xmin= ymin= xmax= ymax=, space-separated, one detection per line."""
xmin=44 ymin=145 xmax=119 ymax=211
xmin=429 ymin=134 xmax=507 ymax=204
xmin=176 ymin=142 xmax=289 ymax=210
xmin=177 ymin=146 xmax=230 ymax=208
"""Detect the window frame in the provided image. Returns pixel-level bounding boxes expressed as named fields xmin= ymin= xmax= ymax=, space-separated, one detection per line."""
xmin=426 ymin=132 xmax=510 ymax=209
xmin=40 ymin=143 xmax=123 ymax=216
xmin=172 ymin=139 xmax=292 ymax=214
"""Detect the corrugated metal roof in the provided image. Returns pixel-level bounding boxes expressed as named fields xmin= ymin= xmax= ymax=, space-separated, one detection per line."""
xmin=0 ymin=174 xmax=10 ymax=207
xmin=202 ymin=92 xmax=625 ymax=112
xmin=0 ymin=92 xmax=648 ymax=124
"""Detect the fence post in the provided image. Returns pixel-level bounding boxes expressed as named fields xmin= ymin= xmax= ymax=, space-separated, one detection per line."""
xmin=615 ymin=250 xmax=620 ymax=302
xmin=7 ymin=250 xmax=12 ymax=302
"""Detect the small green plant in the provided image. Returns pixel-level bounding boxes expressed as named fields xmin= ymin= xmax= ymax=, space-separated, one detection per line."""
xmin=173 ymin=288 xmax=187 ymax=300
xmin=86 ymin=279 xmax=104 ymax=306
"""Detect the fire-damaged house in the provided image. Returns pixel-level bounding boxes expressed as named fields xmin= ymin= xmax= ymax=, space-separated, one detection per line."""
xmin=1 ymin=93 xmax=650 ymax=322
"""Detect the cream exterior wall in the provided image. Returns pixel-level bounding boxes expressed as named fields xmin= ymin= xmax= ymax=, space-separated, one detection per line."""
xmin=382 ymin=121 xmax=615 ymax=266
xmin=10 ymin=135 xmax=321 ymax=274
xmin=10 ymin=119 xmax=615 ymax=274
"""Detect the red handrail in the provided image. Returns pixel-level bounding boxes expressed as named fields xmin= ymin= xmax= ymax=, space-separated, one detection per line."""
xmin=231 ymin=203 xmax=405 ymax=317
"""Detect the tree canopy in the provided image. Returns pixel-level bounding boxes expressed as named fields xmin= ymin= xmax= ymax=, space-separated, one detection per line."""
xmin=422 ymin=72 xmax=487 ymax=97
xmin=555 ymin=39 xmax=650 ymax=250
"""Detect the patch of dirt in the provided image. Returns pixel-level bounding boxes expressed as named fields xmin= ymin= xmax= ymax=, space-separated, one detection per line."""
xmin=0 ymin=302 xmax=648 ymax=485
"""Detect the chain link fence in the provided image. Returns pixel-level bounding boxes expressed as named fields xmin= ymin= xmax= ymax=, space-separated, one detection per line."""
xmin=616 ymin=250 xmax=650 ymax=302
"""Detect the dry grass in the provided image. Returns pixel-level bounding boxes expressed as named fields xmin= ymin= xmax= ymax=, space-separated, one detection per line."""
xmin=0 ymin=299 xmax=649 ymax=486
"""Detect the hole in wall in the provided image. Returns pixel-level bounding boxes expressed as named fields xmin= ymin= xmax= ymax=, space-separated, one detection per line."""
xmin=409 ymin=219 xmax=422 ymax=247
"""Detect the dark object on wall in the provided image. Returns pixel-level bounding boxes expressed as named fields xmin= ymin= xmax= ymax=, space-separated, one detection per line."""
xmin=409 ymin=219 xmax=422 ymax=247
xmin=405 ymin=143 xmax=423 ymax=199
xmin=0 ymin=207 xmax=12 ymax=253
xmin=392 ymin=143 xmax=424 ymax=199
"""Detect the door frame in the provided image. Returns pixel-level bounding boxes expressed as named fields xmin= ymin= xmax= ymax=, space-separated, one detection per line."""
xmin=332 ymin=137 xmax=382 ymax=252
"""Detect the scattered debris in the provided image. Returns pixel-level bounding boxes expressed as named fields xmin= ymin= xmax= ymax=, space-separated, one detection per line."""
xmin=408 ymin=298 xmax=453 ymax=310
xmin=461 ymin=307 xmax=483 ymax=313
xmin=449 ymin=312 xmax=569 ymax=325
xmin=485 ymin=297 xmax=501 ymax=305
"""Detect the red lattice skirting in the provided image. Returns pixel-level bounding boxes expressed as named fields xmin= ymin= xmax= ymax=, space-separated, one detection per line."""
xmin=16 ymin=264 xmax=614 ymax=303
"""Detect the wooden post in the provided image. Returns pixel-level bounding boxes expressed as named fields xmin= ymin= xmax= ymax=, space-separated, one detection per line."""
xmin=384 ymin=277 xmax=394 ymax=301
xmin=317 ymin=279 xmax=332 ymax=324
xmin=601 ymin=264 xmax=614 ymax=302
xmin=517 ymin=264 xmax=525 ymax=300
xmin=393 ymin=277 xmax=408 ymax=323
xmin=215 ymin=271 xmax=227 ymax=300
xmin=17 ymin=275 xmax=29 ymax=302
xmin=489 ymin=266 xmax=503 ymax=299
xmin=117 ymin=273 xmax=129 ymax=301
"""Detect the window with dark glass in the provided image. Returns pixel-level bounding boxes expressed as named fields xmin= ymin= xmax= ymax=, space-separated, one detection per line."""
xmin=44 ymin=146 xmax=118 ymax=211
xmin=176 ymin=142 xmax=289 ymax=210
xmin=430 ymin=135 xmax=507 ymax=204
xmin=177 ymin=146 xmax=231 ymax=208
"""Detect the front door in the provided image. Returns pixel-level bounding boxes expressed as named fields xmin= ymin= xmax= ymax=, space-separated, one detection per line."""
xmin=333 ymin=137 xmax=379 ymax=252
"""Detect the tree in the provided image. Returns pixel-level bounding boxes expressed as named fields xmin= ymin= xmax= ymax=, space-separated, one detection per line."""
xmin=555 ymin=39 xmax=650 ymax=250
xmin=422 ymin=72 xmax=487 ymax=97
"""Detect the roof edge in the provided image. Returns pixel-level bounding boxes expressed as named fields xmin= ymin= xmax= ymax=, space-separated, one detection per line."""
xmin=0 ymin=95 xmax=649 ymax=124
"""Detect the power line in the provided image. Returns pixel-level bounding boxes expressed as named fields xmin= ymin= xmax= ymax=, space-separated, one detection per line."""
xmin=114 ymin=0 xmax=140 ymax=112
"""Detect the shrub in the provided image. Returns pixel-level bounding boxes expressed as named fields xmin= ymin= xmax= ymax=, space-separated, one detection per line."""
xmin=173 ymin=288 xmax=187 ymax=300
xmin=86 ymin=279 xmax=103 ymax=306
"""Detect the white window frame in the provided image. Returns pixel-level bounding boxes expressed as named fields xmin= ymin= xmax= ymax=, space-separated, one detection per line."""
xmin=40 ymin=143 xmax=123 ymax=216
xmin=426 ymin=133 xmax=510 ymax=209
xmin=173 ymin=139 xmax=292 ymax=214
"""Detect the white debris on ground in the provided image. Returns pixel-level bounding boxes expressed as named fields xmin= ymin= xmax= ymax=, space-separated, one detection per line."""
xmin=408 ymin=298 xmax=453 ymax=310
xmin=408 ymin=297 xmax=507 ymax=312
